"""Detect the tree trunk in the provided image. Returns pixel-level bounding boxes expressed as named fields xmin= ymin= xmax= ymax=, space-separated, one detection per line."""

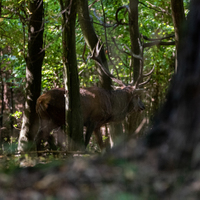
xmin=0 ymin=67 xmax=3 ymax=128
xmin=125 ymin=0 xmax=144 ymax=136
xmin=129 ymin=0 xmax=140 ymax=82
xmin=146 ymin=0 xmax=200 ymax=170
xmin=9 ymin=79 xmax=14 ymax=137
xmin=77 ymin=0 xmax=112 ymax=90
xmin=78 ymin=0 xmax=113 ymax=149
xmin=60 ymin=0 xmax=84 ymax=151
xmin=18 ymin=0 xmax=44 ymax=152
xmin=171 ymin=0 xmax=186 ymax=72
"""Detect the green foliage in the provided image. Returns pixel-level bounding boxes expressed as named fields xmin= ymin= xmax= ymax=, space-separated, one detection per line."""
xmin=11 ymin=111 xmax=22 ymax=119
xmin=0 ymin=0 xmax=189 ymax=153
xmin=1 ymin=0 xmax=179 ymax=91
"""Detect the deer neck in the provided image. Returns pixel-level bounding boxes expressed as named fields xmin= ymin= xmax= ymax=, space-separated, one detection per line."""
xmin=109 ymin=89 xmax=130 ymax=122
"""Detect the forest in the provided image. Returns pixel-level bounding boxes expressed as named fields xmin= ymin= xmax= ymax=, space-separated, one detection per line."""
xmin=1 ymin=0 xmax=180 ymax=153
xmin=1 ymin=0 xmax=200 ymax=199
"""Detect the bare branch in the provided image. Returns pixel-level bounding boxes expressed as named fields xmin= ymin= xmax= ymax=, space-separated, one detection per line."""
xmin=92 ymin=8 xmax=117 ymax=28
xmin=89 ymin=0 xmax=99 ymax=9
xmin=82 ymin=43 xmax=87 ymax=64
xmin=115 ymin=5 xmax=129 ymax=26
xmin=124 ymin=44 xmax=143 ymax=60
xmin=144 ymin=41 xmax=175 ymax=48
xmin=139 ymin=1 xmax=171 ymax=15
xmin=143 ymin=34 xmax=175 ymax=41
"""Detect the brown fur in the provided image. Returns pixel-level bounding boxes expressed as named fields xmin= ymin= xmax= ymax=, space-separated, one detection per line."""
xmin=35 ymin=86 xmax=145 ymax=151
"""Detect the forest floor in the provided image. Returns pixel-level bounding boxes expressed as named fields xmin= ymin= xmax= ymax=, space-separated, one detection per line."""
xmin=0 ymin=138 xmax=199 ymax=200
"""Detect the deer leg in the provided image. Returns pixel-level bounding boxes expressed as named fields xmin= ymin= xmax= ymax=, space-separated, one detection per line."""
xmin=94 ymin=128 xmax=104 ymax=150
xmin=48 ymin=127 xmax=67 ymax=157
xmin=48 ymin=134 xmax=61 ymax=157
xmin=51 ymin=126 xmax=67 ymax=150
xmin=35 ymin=129 xmax=45 ymax=156
xmin=35 ymin=118 xmax=58 ymax=156
xmin=85 ymin=122 xmax=96 ymax=148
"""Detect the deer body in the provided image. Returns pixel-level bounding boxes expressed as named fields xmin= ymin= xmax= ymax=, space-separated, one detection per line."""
xmin=35 ymin=86 xmax=145 ymax=151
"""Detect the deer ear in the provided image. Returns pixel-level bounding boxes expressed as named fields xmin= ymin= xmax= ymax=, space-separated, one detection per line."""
xmin=138 ymin=99 xmax=145 ymax=110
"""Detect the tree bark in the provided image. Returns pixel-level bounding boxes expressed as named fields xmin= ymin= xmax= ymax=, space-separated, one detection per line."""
xmin=77 ymin=0 xmax=112 ymax=90
xmin=171 ymin=0 xmax=186 ymax=72
xmin=18 ymin=0 xmax=44 ymax=152
xmin=129 ymin=0 xmax=140 ymax=82
xmin=125 ymin=0 xmax=144 ymax=136
xmin=0 ymin=67 xmax=3 ymax=128
xmin=78 ymin=0 xmax=113 ymax=148
xmin=60 ymin=0 xmax=84 ymax=151
xmin=146 ymin=0 xmax=200 ymax=170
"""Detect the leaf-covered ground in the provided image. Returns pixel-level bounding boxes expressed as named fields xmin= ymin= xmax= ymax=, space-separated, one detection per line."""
xmin=0 ymin=138 xmax=199 ymax=200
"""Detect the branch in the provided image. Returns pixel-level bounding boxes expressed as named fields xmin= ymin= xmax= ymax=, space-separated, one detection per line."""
xmin=144 ymin=41 xmax=175 ymax=48
xmin=115 ymin=5 xmax=129 ymax=25
xmin=111 ymin=37 xmax=131 ymax=56
xmin=82 ymin=43 xmax=87 ymax=64
xmin=142 ymin=34 xmax=175 ymax=41
xmin=124 ymin=43 xmax=143 ymax=61
xmin=92 ymin=8 xmax=117 ymax=28
xmin=89 ymin=0 xmax=99 ymax=9
xmin=142 ymin=34 xmax=175 ymax=47
xmin=139 ymin=1 xmax=170 ymax=15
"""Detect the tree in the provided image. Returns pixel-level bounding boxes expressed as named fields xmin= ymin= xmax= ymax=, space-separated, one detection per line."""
xmin=147 ymin=0 xmax=200 ymax=170
xmin=60 ymin=0 xmax=84 ymax=150
xmin=171 ymin=0 xmax=186 ymax=72
xmin=124 ymin=0 xmax=144 ymax=136
xmin=77 ymin=0 xmax=112 ymax=90
xmin=18 ymin=0 xmax=45 ymax=152
xmin=0 ymin=0 xmax=183 ymax=152
xmin=1 ymin=3 xmax=200 ymax=198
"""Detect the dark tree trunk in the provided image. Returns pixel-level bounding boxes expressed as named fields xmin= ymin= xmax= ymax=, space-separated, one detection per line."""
xmin=77 ymin=0 xmax=112 ymax=90
xmin=9 ymin=80 xmax=14 ymax=137
xmin=125 ymin=0 xmax=144 ymax=136
xmin=129 ymin=0 xmax=140 ymax=82
xmin=60 ymin=0 xmax=84 ymax=151
xmin=171 ymin=0 xmax=186 ymax=72
xmin=18 ymin=0 xmax=44 ymax=152
xmin=0 ymin=68 xmax=3 ymax=128
xmin=146 ymin=0 xmax=200 ymax=170
xmin=78 ymin=0 xmax=113 ymax=148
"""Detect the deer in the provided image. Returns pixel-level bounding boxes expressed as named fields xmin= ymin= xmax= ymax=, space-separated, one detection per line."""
xmin=35 ymin=41 xmax=154 ymax=153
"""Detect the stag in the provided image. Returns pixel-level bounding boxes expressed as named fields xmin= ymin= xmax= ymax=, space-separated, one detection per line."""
xmin=35 ymin=41 xmax=154 ymax=152
xmin=36 ymin=86 xmax=145 ymax=151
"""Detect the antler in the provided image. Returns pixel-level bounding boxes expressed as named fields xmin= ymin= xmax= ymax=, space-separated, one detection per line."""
xmin=89 ymin=40 xmax=126 ymax=87
xmin=89 ymin=40 xmax=154 ymax=88
xmin=138 ymin=65 xmax=155 ymax=87
xmin=143 ymin=64 xmax=155 ymax=77
xmin=131 ymin=39 xmax=155 ymax=88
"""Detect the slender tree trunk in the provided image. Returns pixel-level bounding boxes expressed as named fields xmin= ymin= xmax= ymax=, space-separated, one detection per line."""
xmin=129 ymin=0 xmax=140 ymax=82
xmin=125 ymin=0 xmax=144 ymax=136
xmin=9 ymin=79 xmax=14 ymax=137
xmin=171 ymin=0 xmax=186 ymax=72
xmin=0 ymin=68 xmax=3 ymax=128
xmin=78 ymin=0 xmax=113 ymax=149
xmin=0 ymin=0 xmax=2 ymax=18
xmin=60 ymin=0 xmax=84 ymax=151
xmin=18 ymin=0 xmax=44 ymax=152
xmin=77 ymin=0 xmax=112 ymax=90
